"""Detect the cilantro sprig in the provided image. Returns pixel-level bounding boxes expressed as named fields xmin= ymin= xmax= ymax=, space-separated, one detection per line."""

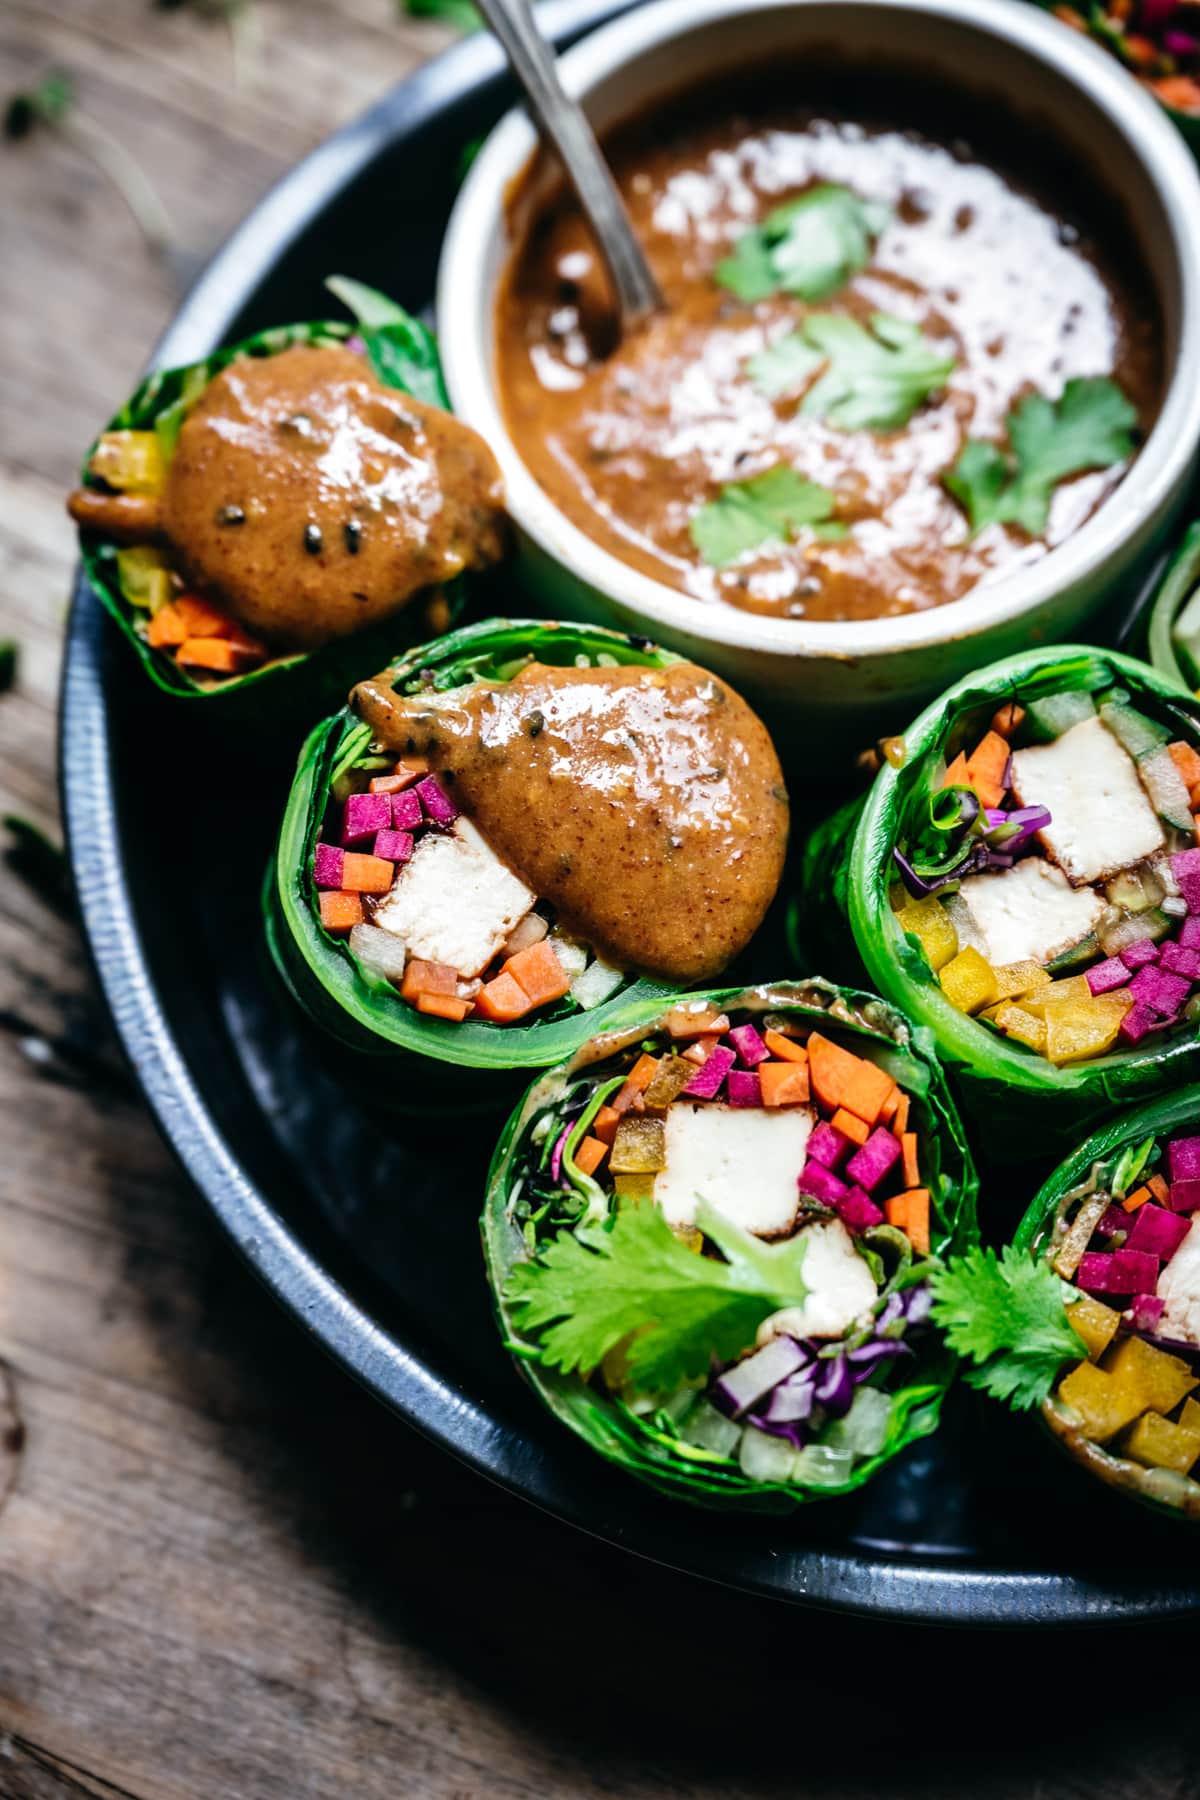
xmin=930 ymin=1244 xmax=1086 ymax=1410
xmin=716 ymin=184 xmax=889 ymax=304
xmin=505 ymin=1200 xmax=811 ymax=1395
xmin=945 ymin=376 xmax=1137 ymax=537
xmin=749 ymin=311 xmax=956 ymax=429
xmin=690 ymin=466 xmax=844 ymax=570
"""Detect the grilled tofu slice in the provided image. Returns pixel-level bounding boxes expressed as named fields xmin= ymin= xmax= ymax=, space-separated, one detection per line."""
xmin=958 ymin=857 xmax=1105 ymax=968
xmin=373 ymin=816 xmax=535 ymax=977
xmin=1010 ymin=715 xmax=1164 ymax=886
xmin=756 ymin=1219 xmax=879 ymax=1342
xmin=654 ymin=1101 xmax=813 ymax=1239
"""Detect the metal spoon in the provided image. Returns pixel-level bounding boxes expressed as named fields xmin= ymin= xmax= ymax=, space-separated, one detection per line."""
xmin=474 ymin=0 xmax=663 ymax=334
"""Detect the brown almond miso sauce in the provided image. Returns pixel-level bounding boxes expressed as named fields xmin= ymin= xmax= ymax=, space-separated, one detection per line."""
xmin=351 ymin=659 xmax=788 ymax=983
xmin=495 ymin=69 xmax=1161 ymax=623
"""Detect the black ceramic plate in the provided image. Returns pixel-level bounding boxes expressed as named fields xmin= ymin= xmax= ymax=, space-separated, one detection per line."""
xmin=62 ymin=0 xmax=1200 ymax=1625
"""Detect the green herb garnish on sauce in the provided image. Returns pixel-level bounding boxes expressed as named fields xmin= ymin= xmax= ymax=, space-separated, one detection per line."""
xmin=715 ymin=184 xmax=889 ymax=304
xmin=749 ymin=311 xmax=956 ymax=428
xmin=690 ymin=466 xmax=845 ymax=569
xmin=945 ymin=375 xmax=1137 ymax=537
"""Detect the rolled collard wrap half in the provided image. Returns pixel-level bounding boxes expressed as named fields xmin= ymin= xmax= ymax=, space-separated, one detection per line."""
xmin=267 ymin=619 xmax=789 ymax=1070
xmin=484 ymin=980 xmax=977 ymax=1510
xmin=65 ymin=280 xmax=501 ymax=714
xmin=800 ymin=646 xmax=1200 ymax=1155
xmin=932 ymin=1087 xmax=1200 ymax=1520
xmin=1148 ymin=521 xmax=1200 ymax=695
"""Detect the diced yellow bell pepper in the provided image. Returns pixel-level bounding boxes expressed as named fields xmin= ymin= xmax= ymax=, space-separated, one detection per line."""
xmin=939 ymin=946 xmax=998 ymax=1015
xmin=895 ymin=896 xmax=958 ymax=972
xmin=1181 ymin=1396 xmax=1200 ymax=1436
xmin=116 ymin=546 xmax=173 ymax=613
xmin=1043 ymin=991 xmax=1131 ymax=1066
xmin=1122 ymin=1411 xmax=1200 ymax=1475
xmin=991 ymin=960 xmax=1052 ymax=1002
xmin=89 ymin=430 xmax=165 ymax=496
xmin=612 ymin=1172 xmax=656 ymax=1205
xmin=642 ymin=1054 xmax=696 ymax=1109
xmin=1066 ymin=1293 xmax=1121 ymax=1361
xmin=1021 ymin=974 xmax=1093 ymax=1018
xmin=1056 ymin=1361 xmax=1144 ymax=1442
xmin=610 ymin=1115 xmax=667 ymax=1174
xmin=1104 ymin=1334 xmax=1197 ymax=1418
xmin=990 ymin=1002 xmax=1048 ymax=1055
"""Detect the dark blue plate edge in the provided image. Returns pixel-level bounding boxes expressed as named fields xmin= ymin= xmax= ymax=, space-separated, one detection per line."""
xmin=57 ymin=0 xmax=1200 ymax=1628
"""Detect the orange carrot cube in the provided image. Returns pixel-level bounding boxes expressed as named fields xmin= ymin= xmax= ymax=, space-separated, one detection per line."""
xmin=146 ymin=603 xmax=186 ymax=648
xmin=901 ymin=1131 xmax=921 ymax=1188
xmin=473 ymin=971 xmax=532 ymax=1023
xmin=503 ymin=939 xmax=571 ymax=1009
xmin=572 ymin=1136 xmax=608 ymax=1177
xmin=991 ymin=702 xmax=1026 ymax=738
xmin=318 ymin=891 xmax=363 ymax=936
xmin=759 ymin=1061 xmax=811 ymax=1107
xmin=416 ymin=991 xmax=471 ymax=1022
xmin=400 ymin=959 xmax=458 ymax=1002
xmin=340 ymin=853 xmax=394 ymax=895
xmin=829 ymin=1107 xmax=869 ymax=1145
xmin=592 ymin=1105 xmax=622 ymax=1146
xmin=763 ymin=1028 xmax=808 ymax=1065
xmin=806 ymin=1033 xmax=894 ymax=1125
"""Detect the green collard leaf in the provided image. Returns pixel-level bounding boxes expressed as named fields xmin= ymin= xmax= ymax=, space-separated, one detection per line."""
xmin=504 ymin=1198 xmax=811 ymax=1395
xmin=716 ymin=185 xmax=888 ymax=304
xmin=945 ymin=376 xmax=1137 ymax=537
xmin=325 ymin=276 xmax=448 ymax=408
xmin=690 ymin=465 xmax=842 ymax=569
xmin=750 ymin=311 xmax=955 ymax=427
xmin=930 ymin=1243 xmax=1085 ymax=1410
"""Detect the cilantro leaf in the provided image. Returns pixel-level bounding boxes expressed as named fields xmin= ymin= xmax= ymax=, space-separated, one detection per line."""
xmin=930 ymin=1244 xmax=1086 ymax=1410
xmin=750 ymin=312 xmax=955 ymax=427
xmin=945 ymin=376 xmax=1137 ymax=537
xmin=690 ymin=466 xmax=844 ymax=569
xmin=504 ymin=1200 xmax=811 ymax=1395
xmin=715 ymin=184 xmax=889 ymax=304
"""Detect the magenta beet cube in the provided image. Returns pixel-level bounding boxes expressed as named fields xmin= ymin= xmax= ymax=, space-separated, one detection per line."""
xmin=1128 ymin=965 xmax=1190 ymax=1018
xmin=1126 ymin=1203 xmax=1191 ymax=1261
xmin=1168 ymin=1135 xmax=1200 ymax=1182
xmin=1094 ymin=1204 xmax=1130 ymax=1239
xmin=1110 ymin=1248 xmax=1160 ymax=1294
xmin=1181 ymin=916 xmax=1200 ymax=951
xmin=727 ymin=1023 xmax=769 ymax=1068
xmin=726 ymin=1069 xmax=762 ymax=1108
xmin=797 ymin=1160 xmax=848 ymax=1206
xmin=1118 ymin=1004 xmax=1160 ymax=1047
xmin=1120 ymin=938 xmax=1160 ymax=971
xmin=845 ymin=1126 xmax=903 ymax=1194
xmin=391 ymin=789 xmax=422 ymax=832
xmin=1077 ymin=1252 xmax=1117 ymax=1293
xmin=313 ymin=843 xmax=344 ymax=889
xmin=1161 ymin=940 xmax=1200 ymax=981
xmin=682 ymin=1045 xmax=736 ymax=1100
xmin=808 ymin=1121 xmax=851 ymax=1170
xmin=341 ymin=791 xmax=392 ymax=848
xmin=1169 ymin=1178 xmax=1200 ymax=1214
xmin=415 ymin=775 xmax=458 ymax=827
xmin=836 ymin=1186 xmax=884 ymax=1233
xmin=1128 ymin=1293 xmax=1166 ymax=1333
xmin=1086 ymin=957 xmax=1130 ymax=996
xmin=1171 ymin=848 xmax=1200 ymax=913
xmin=373 ymin=829 xmax=413 ymax=865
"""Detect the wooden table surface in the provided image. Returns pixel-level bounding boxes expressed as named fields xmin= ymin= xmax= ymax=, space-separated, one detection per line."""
xmin=2 ymin=5 xmax=1199 ymax=1795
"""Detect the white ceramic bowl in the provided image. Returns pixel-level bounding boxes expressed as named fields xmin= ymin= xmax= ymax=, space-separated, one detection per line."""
xmin=438 ymin=0 xmax=1200 ymax=744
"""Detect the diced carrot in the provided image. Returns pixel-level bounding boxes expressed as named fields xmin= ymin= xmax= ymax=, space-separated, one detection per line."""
xmin=1122 ymin=1184 xmax=1152 ymax=1214
xmin=318 ymin=891 xmax=363 ymax=936
xmin=891 ymin=1092 xmax=910 ymax=1137
xmin=830 ymin=1107 xmax=869 ymax=1146
xmin=394 ymin=757 xmax=429 ymax=785
xmin=942 ymin=751 xmax=971 ymax=790
xmin=369 ymin=774 xmax=407 ymax=795
xmin=806 ymin=1033 xmax=895 ymax=1126
xmin=1153 ymin=73 xmax=1200 ymax=108
xmin=878 ymin=1087 xmax=899 ymax=1125
xmin=146 ymin=603 xmax=187 ymax=648
xmin=503 ymin=939 xmax=571 ymax=1008
xmin=473 ymin=971 xmax=532 ymax=1023
xmin=610 ymin=1080 xmax=646 ymax=1117
xmin=759 ymin=1061 xmax=810 ymax=1107
xmin=175 ymin=593 xmax=237 ymax=637
xmin=1192 ymin=815 xmax=1200 ymax=847
xmin=572 ymin=1135 xmax=608 ymax=1177
xmin=681 ymin=1032 xmax=724 ymax=1066
xmin=884 ymin=1194 xmax=909 ymax=1232
xmin=400 ymin=959 xmax=458 ymax=1002
xmin=964 ymin=730 xmax=1011 ymax=808
xmin=416 ymin=991 xmax=471 ymax=1022
xmin=664 ymin=1005 xmax=731 ymax=1039
xmin=991 ymin=702 xmax=1025 ymax=738
xmin=763 ymin=1028 xmax=808 ymax=1065
xmin=897 ymin=1188 xmax=931 ymax=1255
xmin=592 ymin=1105 xmax=621 ymax=1146
xmin=340 ymin=852 xmax=394 ymax=895
xmin=627 ymin=1054 xmax=661 ymax=1092
xmin=902 ymin=1131 xmax=921 ymax=1188
xmin=1169 ymin=741 xmax=1200 ymax=793
xmin=1149 ymin=1174 xmax=1171 ymax=1206
xmin=175 ymin=636 xmax=262 ymax=674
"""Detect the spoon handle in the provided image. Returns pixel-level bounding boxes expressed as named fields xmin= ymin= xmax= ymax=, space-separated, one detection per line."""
xmin=474 ymin=0 xmax=662 ymax=330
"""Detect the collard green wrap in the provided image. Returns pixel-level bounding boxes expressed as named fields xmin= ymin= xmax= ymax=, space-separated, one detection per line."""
xmin=73 ymin=281 xmax=462 ymax=716
xmin=1148 ymin=521 xmax=1200 ymax=694
xmin=796 ymin=646 xmax=1200 ymax=1155
xmin=266 ymin=619 xmax=681 ymax=1071
xmin=482 ymin=979 xmax=978 ymax=1512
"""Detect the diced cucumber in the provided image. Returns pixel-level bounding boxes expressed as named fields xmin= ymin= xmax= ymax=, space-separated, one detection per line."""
xmin=678 ymin=1399 xmax=742 ymax=1457
xmin=1173 ymin=585 xmax=1200 ymax=691
xmin=823 ymin=1386 xmax=892 ymax=1459
xmin=1138 ymin=745 xmax=1195 ymax=832
xmin=738 ymin=1425 xmax=798 ymax=1482
xmin=1099 ymin=699 xmax=1171 ymax=762
xmin=1096 ymin=908 xmax=1171 ymax=958
xmin=789 ymin=1442 xmax=857 ymax=1487
xmin=1023 ymin=691 xmax=1096 ymax=741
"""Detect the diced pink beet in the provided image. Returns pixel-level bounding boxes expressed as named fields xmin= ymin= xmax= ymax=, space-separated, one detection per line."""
xmin=1181 ymin=916 xmax=1200 ymax=950
xmin=1128 ymin=1293 xmax=1166 ymax=1333
xmin=845 ymin=1126 xmax=903 ymax=1194
xmin=341 ymin=792 xmax=392 ymax=848
xmin=1161 ymin=940 xmax=1200 ymax=981
xmin=836 ymin=1187 xmax=884 ymax=1233
xmin=808 ymin=1121 xmax=851 ymax=1171
xmin=1078 ymin=1252 xmax=1117 ymax=1293
xmin=797 ymin=1160 xmax=848 ymax=1206
xmin=1086 ymin=957 xmax=1130 ymax=996
xmin=1119 ymin=1004 xmax=1160 ymax=1046
xmin=1110 ymin=1248 xmax=1160 ymax=1294
xmin=313 ymin=843 xmax=344 ymax=889
xmin=1169 ymin=1178 xmax=1200 ymax=1214
xmin=1094 ymin=1204 xmax=1130 ymax=1239
xmin=392 ymin=789 xmax=422 ymax=832
xmin=1126 ymin=1203 xmax=1191 ymax=1261
xmin=682 ymin=1045 xmax=736 ymax=1100
xmin=1168 ymin=1136 xmax=1200 ymax=1182
xmin=373 ymin=829 xmax=413 ymax=865
xmin=1172 ymin=849 xmax=1200 ymax=913
xmin=1120 ymin=938 xmax=1160 ymax=971
xmin=415 ymin=775 xmax=458 ymax=826
xmin=726 ymin=1069 xmax=762 ymax=1108
xmin=727 ymin=1023 xmax=769 ymax=1068
xmin=1128 ymin=965 xmax=1190 ymax=1018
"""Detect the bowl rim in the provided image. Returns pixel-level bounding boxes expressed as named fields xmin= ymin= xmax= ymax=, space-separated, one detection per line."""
xmin=438 ymin=0 xmax=1200 ymax=662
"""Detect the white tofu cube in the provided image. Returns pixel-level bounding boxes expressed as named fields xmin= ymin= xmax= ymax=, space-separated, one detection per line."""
xmin=372 ymin=817 xmax=535 ymax=977
xmin=958 ymin=857 xmax=1105 ymax=968
xmin=756 ymin=1219 xmax=879 ymax=1342
xmin=1010 ymin=714 xmax=1164 ymax=885
xmin=654 ymin=1101 xmax=814 ymax=1239
xmin=1157 ymin=1220 xmax=1200 ymax=1350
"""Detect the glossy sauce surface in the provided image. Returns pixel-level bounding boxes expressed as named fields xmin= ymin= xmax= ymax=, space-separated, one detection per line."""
xmin=496 ymin=86 xmax=1160 ymax=623
xmin=162 ymin=344 xmax=506 ymax=649
xmin=352 ymin=659 xmax=788 ymax=982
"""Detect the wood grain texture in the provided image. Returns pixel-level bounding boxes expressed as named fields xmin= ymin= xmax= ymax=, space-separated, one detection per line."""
xmin=1 ymin=4 xmax=1199 ymax=1796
